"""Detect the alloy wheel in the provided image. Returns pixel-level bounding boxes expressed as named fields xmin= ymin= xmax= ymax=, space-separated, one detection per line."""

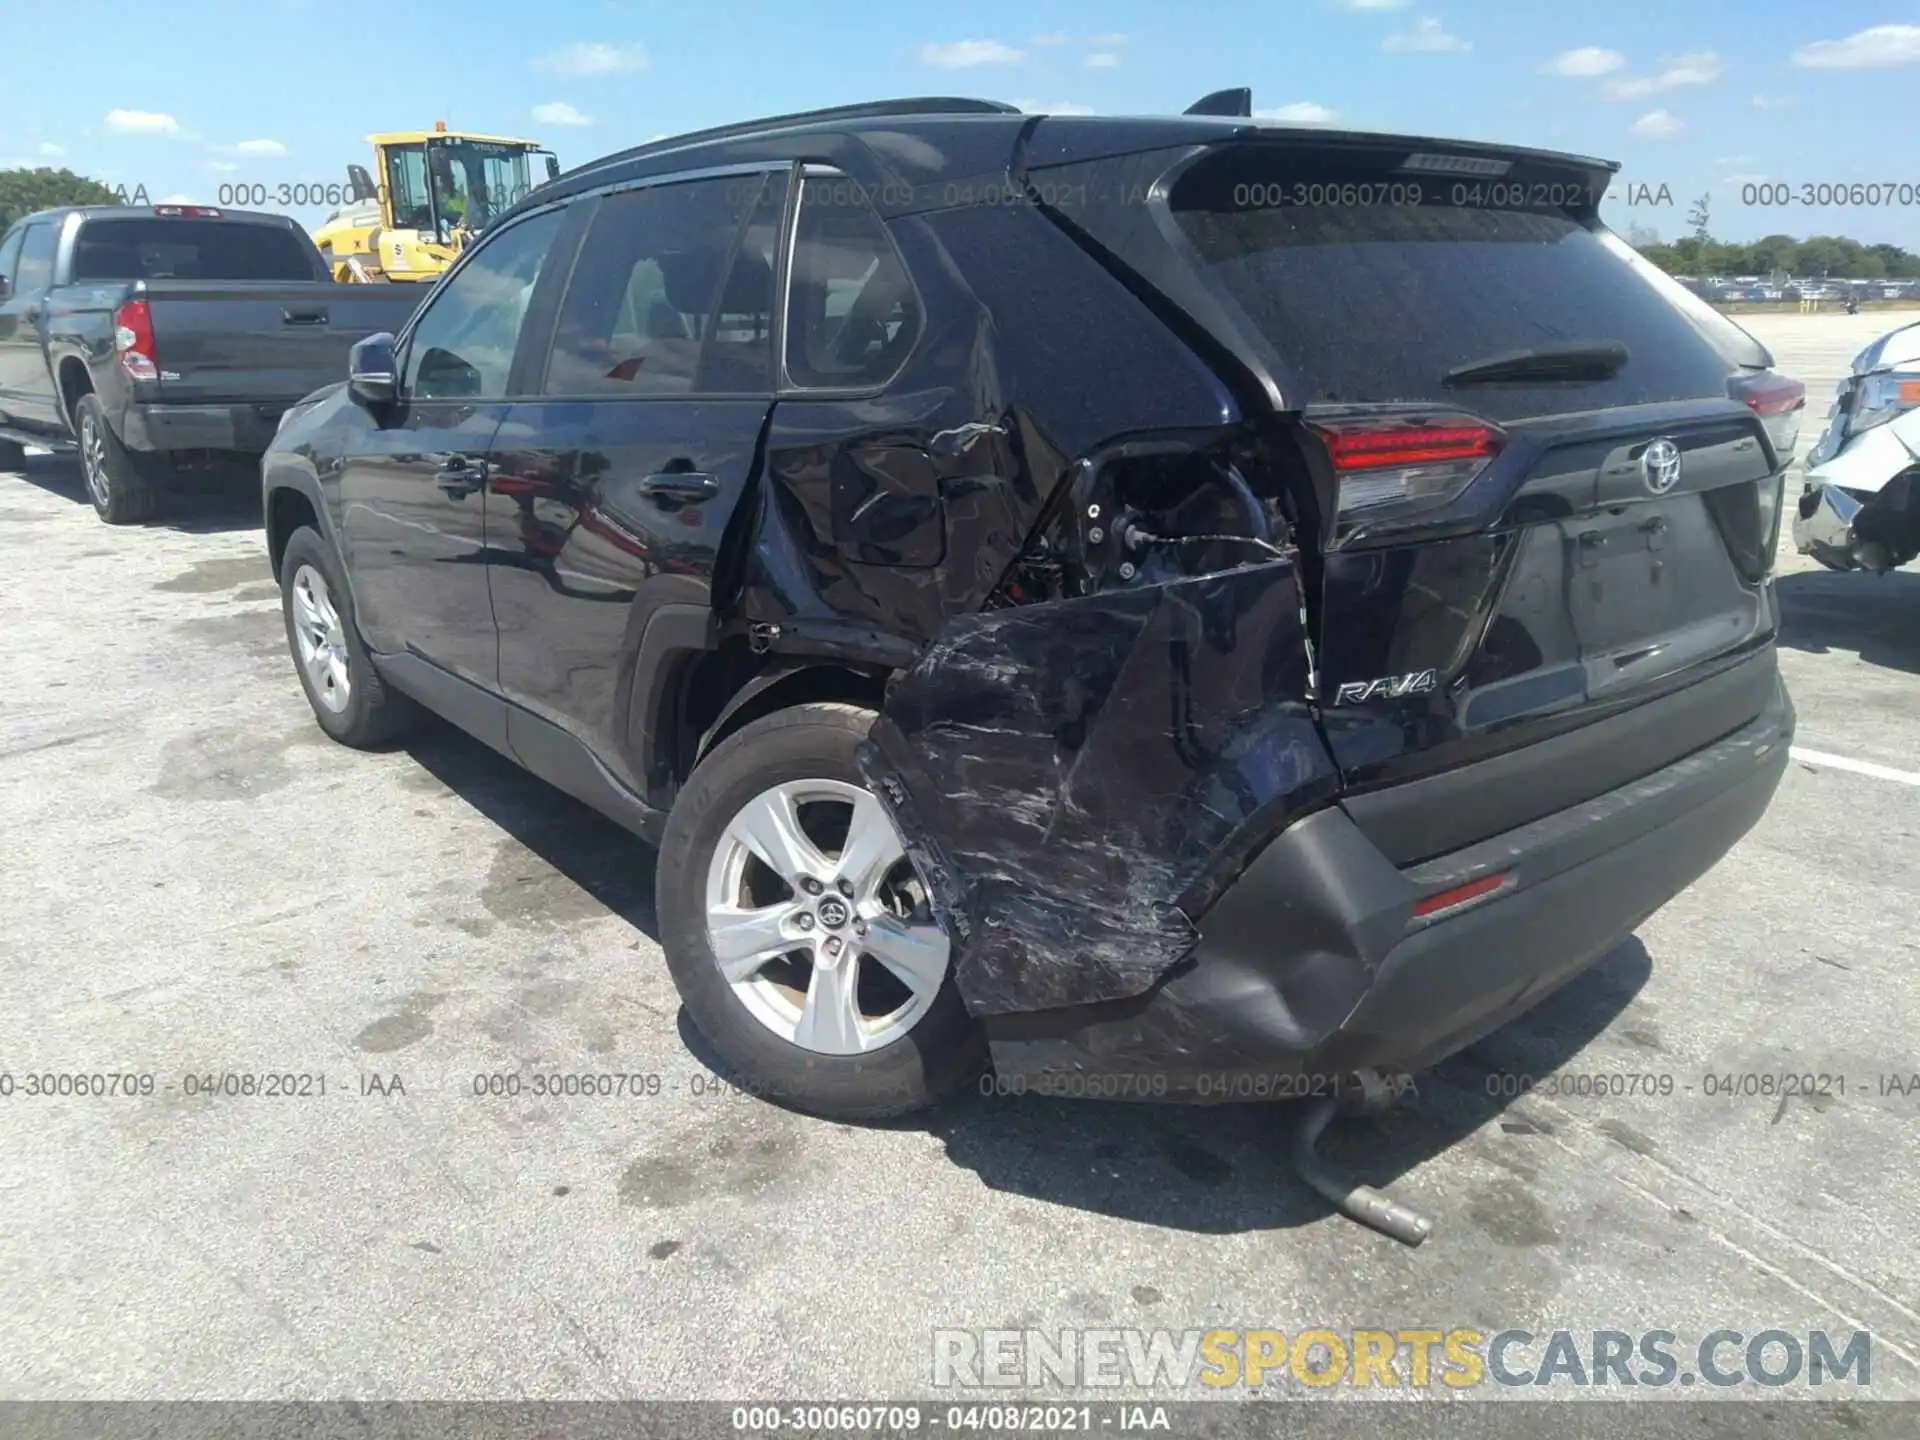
xmin=703 ymin=778 xmax=950 ymax=1055
xmin=290 ymin=564 xmax=352 ymax=713
xmin=80 ymin=412 xmax=109 ymax=509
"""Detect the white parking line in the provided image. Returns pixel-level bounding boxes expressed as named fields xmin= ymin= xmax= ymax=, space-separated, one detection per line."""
xmin=1790 ymin=746 xmax=1920 ymax=787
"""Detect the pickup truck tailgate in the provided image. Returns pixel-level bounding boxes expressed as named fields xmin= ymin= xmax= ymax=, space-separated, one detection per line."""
xmin=141 ymin=282 xmax=423 ymax=405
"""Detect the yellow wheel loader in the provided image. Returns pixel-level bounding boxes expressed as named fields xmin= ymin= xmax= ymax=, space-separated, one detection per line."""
xmin=313 ymin=123 xmax=559 ymax=283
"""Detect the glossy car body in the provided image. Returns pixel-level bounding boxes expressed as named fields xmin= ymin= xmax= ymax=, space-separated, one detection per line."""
xmin=264 ymin=98 xmax=1795 ymax=1098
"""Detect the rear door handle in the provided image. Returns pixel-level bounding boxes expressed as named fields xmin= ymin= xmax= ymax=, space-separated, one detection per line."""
xmin=434 ymin=457 xmax=486 ymax=498
xmin=282 ymin=307 xmax=329 ymax=325
xmin=637 ymin=470 xmax=719 ymax=501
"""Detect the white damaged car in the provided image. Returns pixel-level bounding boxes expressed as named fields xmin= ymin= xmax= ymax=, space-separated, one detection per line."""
xmin=1795 ymin=319 xmax=1920 ymax=572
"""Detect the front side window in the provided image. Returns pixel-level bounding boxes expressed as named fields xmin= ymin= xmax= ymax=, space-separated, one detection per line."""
xmin=14 ymin=223 xmax=58 ymax=296
xmin=402 ymin=208 xmax=564 ymax=401
xmin=542 ymin=173 xmax=778 ymax=397
xmin=784 ymin=178 xmax=920 ymax=389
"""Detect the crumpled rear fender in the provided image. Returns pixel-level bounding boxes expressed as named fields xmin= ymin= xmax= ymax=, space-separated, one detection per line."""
xmin=859 ymin=560 xmax=1339 ymax=1017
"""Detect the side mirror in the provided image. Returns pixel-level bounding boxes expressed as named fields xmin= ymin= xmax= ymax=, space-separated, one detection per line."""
xmin=348 ymin=332 xmax=398 ymax=406
xmin=0 ymin=275 xmax=10 ymax=301
xmin=347 ymin=163 xmax=378 ymax=203
xmin=545 ymin=156 xmax=560 ymax=182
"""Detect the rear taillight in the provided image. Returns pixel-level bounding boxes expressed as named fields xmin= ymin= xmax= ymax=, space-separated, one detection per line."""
xmin=114 ymin=299 xmax=158 ymax=381
xmin=1309 ymin=413 xmax=1504 ymax=521
xmin=1730 ymin=370 xmax=1806 ymax=460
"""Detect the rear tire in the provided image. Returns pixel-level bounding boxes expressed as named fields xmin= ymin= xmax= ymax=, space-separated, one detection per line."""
xmin=76 ymin=393 xmax=159 ymax=525
xmin=278 ymin=525 xmax=422 ymax=748
xmin=656 ymin=702 xmax=984 ymax=1121
xmin=0 ymin=437 xmax=26 ymax=471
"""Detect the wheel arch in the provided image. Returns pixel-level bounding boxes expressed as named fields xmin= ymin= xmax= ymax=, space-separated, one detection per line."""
xmin=264 ymin=473 xmax=334 ymax=579
xmin=56 ymin=355 xmax=93 ymax=428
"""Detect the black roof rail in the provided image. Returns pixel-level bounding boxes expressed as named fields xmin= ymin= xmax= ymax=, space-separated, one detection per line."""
xmin=1185 ymin=88 xmax=1252 ymax=117
xmin=559 ymin=96 xmax=1021 ymax=180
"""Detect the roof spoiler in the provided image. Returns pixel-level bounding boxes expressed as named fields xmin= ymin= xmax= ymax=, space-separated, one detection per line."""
xmin=1184 ymin=88 xmax=1252 ymax=118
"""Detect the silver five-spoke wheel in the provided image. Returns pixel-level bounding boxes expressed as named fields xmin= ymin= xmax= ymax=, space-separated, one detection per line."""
xmin=290 ymin=563 xmax=352 ymax=713
xmin=704 ymin=778 xmax=949 ymax=1055
xmin=79 ymin=410 xmax=109 ymax=510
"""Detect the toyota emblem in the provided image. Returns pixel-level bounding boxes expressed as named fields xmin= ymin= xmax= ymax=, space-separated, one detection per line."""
xmin=816 ymin=896 xmax=850 ymax=929
xmin=1641 ymin=438 xmax=1682 ymax=495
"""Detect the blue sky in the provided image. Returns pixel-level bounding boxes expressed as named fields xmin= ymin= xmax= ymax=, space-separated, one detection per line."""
xmin=6 ymin=0 xmax=1920 ymax=247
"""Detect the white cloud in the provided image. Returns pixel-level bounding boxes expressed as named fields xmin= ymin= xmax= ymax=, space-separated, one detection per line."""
xmin=919 ymin=39 xmax=1023 ymax=68
xmin=1541 ymin=46 xmax=1625 ymax=77
xmin=235 ymin=138 xmax=286 ymax=156
xmin=1383 ymin=17 xmax=1471 ymax=53
xmin=1012 ymin=98 xmax=1096 ymax=114
xmin=1257 ymin=102 xmax=1340 ymax=124
xmin=1631 ymin=109 xmax=1684 ymax=138
xmin=1752 ymin=94 xmax=1793 ymax=110
xmin=533 ymin=41 xmax=650 ymax=75
xmin=1339 ymin=0 xmax=1411 ymax=8
xmin=1085 ymin=52 xmax=1120 ymax=68
xmin=158 ymin=193 xmax=195 ymax=204
xmin=1792 ymin=24 xmax=1920 ymax=68
xmin=1605 ymin=50 xmax=1720 ymax=99
xmin=532 ymin=101 xmax=593 ymax=126
xmin=105 ymin=109 xmax=180 ymax=136
xmin=37 ymin=141 xmax=66 ymax=158
xmin=1719 ymin=172 xmax=1768 ymax=187
xmin=204 ymin=160 xmax=240 ymax=173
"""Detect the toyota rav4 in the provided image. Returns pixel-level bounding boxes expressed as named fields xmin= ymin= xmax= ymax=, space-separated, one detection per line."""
xmin=261 ymin=96 xmax=1796 ymax=1122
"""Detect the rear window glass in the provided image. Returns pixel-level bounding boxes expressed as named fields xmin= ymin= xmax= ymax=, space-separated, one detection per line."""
xmin=71 ymin=219 xmax=317 ymax=282
xmin=1154 ymin=144 xmax=1766 ymax=419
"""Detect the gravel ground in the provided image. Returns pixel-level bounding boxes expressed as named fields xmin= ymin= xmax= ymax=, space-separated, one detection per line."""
xmin=0 ymin=310 xmax=1915 ymax=1415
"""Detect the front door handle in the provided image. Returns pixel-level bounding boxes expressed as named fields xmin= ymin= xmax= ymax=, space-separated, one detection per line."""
xmin=434 ymin=457 xmax=486 ymax=499
xmin=637 ymin=470 xmax=719 ymax=501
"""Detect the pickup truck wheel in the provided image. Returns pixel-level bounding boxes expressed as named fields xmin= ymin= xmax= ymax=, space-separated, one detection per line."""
xmin=278 ymin=525 xmax=422 ymax=748
xmin=75 ymin=394 xmax=158 ymax=525
xmin=656 ymin=702 xmax=984 ymax=1121
xmin=0 ymin=438 xmax=26 ymax=471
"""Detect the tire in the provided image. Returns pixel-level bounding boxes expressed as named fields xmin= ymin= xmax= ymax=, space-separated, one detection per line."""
xmin=75 ymin=393 xmax=159 ymax=525
xmin=656 ymin=702 xmax=985 ymax=1121
xmin=278 ymin=525 xmax=422 ymax=748
xmin=0 ymin=437 xmax=26 ymax=471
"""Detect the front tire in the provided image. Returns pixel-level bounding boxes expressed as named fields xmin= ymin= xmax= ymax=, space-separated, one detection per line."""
xmin=76 ymin=393 xmax=159 ymax=525
xmin=656 ymin=703 xmax=984 ymax=1120
xmin=278 ymin=525 xmax=421 ymax=747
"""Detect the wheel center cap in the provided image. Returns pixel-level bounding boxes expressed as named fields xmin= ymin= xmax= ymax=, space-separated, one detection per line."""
xmin=816 ymin=896 xmax=850 ymax=929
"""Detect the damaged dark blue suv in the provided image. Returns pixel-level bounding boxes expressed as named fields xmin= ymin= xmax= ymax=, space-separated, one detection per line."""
xmin=263 ymin=95 xmax=1796 ymax=1131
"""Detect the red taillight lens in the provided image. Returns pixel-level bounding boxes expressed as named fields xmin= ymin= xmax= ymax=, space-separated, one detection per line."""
xmin=1730 ymin=371 xmax=1806 ymax=459
xmin=1309 ymin=413 xmax=1505 ymax=521
xmin=114 ymin=299 xmax=158 ymax=382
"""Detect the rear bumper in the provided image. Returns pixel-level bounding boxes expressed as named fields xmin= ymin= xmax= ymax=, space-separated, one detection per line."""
xmin=119 ymin=402 xmax=290 ymax=456
xmin=982 ymin=664 xmax=1793 ymax=1099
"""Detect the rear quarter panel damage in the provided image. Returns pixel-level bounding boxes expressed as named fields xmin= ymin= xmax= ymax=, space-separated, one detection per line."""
xmin=860 ymin=560 xmax=1339 ymax=1016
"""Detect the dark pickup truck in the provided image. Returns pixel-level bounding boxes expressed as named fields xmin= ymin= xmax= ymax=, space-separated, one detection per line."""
xmin=0 ymin=204 xmax=422 ymax=522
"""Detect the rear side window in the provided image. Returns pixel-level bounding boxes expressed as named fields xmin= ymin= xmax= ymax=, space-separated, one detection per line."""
xmin=784 ymin=178 xmax=920 ymax=389
xmin=1077 ymin=143 xmax=1766 ymax=420
xmin=14 ymin=223 xmax=57 ymax=295
xmin=542 ymin=174 xmax=778 ymax=397
xmin=70 ymin=219 xmax=318 ymax=281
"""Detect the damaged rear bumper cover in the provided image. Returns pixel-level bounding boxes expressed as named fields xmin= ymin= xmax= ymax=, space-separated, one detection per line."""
xmin=889 ymin=667 xmax=1794 ymax=1099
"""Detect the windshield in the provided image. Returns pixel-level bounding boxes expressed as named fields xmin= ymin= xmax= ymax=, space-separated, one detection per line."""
xmin=386 ymin=140 xmax=536 ymax=240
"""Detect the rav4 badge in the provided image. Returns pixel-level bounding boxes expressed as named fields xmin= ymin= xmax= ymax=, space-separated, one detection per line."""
xmin=1334 ymin=669 xmax=1439 ymax=705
